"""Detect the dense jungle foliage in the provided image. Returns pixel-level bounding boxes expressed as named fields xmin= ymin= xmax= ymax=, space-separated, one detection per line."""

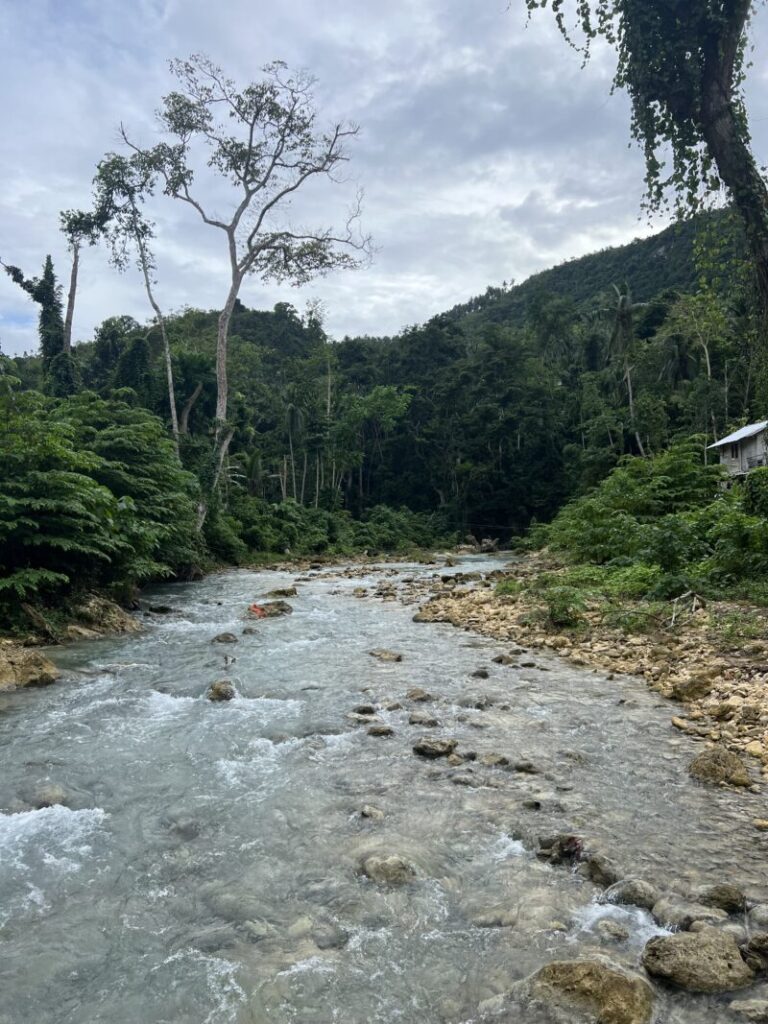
xmin=1 ymin=205 xmax=766 ymax=624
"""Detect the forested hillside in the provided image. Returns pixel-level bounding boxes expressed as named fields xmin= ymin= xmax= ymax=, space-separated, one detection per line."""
xmin=2 ymin=203 xmax=762 ymax=626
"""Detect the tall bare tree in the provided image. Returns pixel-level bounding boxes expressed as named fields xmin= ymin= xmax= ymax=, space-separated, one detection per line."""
xmin=93 ymin=154 xmax=180 ymax=446
xmin=120 ymin=54 xmax=371 ymax=516
xmin=59 ymin=208 xmax=107 ymax=352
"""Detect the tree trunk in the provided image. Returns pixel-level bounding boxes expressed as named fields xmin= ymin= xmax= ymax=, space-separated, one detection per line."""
xmin=314 ymin=457 xmax=320 ymax=508
xmin=136 ymin=232 xmax=179 ymax=445
xmin=624 ymin=357 xmax=646 ymax=457
xmin=180 ymin=381 xmax=203 ymax=435
xmin=300 ymin=450 xmax=307 ymax=505
xmin=215 ymin=277 xmax=242 ymax=436
xmin=287 ymin=426 xmax=297 ymax=499
xmin=63 ymin=243 xmax=79 ymax=353
xmin=700 ymin=5 xmax=768 ymax=318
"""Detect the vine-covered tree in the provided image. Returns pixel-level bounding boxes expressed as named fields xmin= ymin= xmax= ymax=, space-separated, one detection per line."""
xmin=522 ymin=1 xmax=768 ymax=316
xmin=119 ymin=54 xmax=371 ymax=514
xmin=0 ymin=255 xmax=66 ymax=374
xmin=59 ymin=207 xmax=108 ymax=352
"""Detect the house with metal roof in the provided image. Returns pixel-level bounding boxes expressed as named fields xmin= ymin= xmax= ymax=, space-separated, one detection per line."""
xmin=708 ymin=420 xmax=768 ymax=476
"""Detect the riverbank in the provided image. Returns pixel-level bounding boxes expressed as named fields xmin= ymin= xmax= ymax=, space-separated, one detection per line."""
xmin=371 ymin=551 xmax=768 ymax=784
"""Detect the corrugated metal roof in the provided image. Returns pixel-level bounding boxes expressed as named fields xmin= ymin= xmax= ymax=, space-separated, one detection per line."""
xmin=708 ymin=420 xmax=768 ymax=449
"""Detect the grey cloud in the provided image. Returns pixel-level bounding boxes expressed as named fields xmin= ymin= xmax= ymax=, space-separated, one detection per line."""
xmin=2 ymin=0 xmax=768 ymax=354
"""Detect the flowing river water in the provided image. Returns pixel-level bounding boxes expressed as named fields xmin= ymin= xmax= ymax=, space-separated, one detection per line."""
xmin=1 ymin=556 xmax=766 ymax=1023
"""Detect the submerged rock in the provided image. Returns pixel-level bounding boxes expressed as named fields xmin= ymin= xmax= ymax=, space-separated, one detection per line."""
xmin=360 ymin=804 xmax=384 ymax=820
xmin=367 ymin=724 xmax=393 ymax=737
xmin=260 ymin=601 xmax=293 ymax=617
xmin=369 ymin=648 xmax=402 ymax=662
xmin=32 ymin=784 xmax=68 ymax=809
xmin=0 ymin=645 xmax=59 ymax=692
xmin=729 ymin=999 xmax=768 ymax=1022
xmin=207 ymin=680 xmax=236 ymax=702
xmin=408 ymin=710 xmax=439 ymax=727
xmin=651 ymin=896 xmax=728 ymax=930
xmin=695 ymin=883 xmax=747 ymax=914
xmin=406 ymin=687 xmax=432 ymax=702
xmin=266 ymin=587 xmax=297 ymax=598
xmin=537 ymin=833 xmax=583 ymax=866
xmin=211 ymin=632 xmax=238 ymax=644
xmin=522 ymin=958 xmax=654 ymax=1024
xmin=311 ymin=920 xmax=349 ymax=950
xmin=360 ymin=854 xmax=415 ymax=885
xmin=413 ymin=737 xmax=458 ymax=759
xmin=642 ymin=927 xmax=754 ymax=992
xmin=689 ymin=746 xmax=751 ymax=787
xmin=607 ymin=879 xmax=659 ymax=912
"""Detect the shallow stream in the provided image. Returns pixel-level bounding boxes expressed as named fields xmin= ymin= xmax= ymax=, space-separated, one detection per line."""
xmin=1 ymin=556 xmax=766 ymax=1022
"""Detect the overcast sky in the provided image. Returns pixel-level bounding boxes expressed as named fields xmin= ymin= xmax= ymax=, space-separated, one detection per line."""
xmin=2 ymin=0 xmax=768 ymax=355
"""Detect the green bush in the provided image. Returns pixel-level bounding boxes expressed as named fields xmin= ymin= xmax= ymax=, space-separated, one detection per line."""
xmin=544 ymin=585 xmax=585 ymax=628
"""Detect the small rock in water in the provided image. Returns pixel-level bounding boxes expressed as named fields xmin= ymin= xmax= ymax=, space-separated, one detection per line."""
xmin=513 ymin=760 xmax=540 ymax=774
xmin=750 ymin=905 xmax=768 ymax=929
xmin=688 ymin=746 xmax=751 ymax=787
xmin=607 ymin=879 xmax=660 ymax=912
xmin=413 ymin=737 xmax=458 ymax=759
xmin=642 ymin=927 xmax=754 ymax=992
xmin=361 ymin=854 xmax=415 ymax=885
xmin=729 ymin=999 xmax=768 ymax=1022
xmin=353 ymin=704 xmax=376 ymax=715
xmin=492 ymin=653 xmax=517 ymax=665
xmin=458 ymin=694 xmax=493 ymax=709
xmin=311 ymin=920 xmax=349 ymax=949
xmin=361 ymin=804 xmax=384 ymax=820
xmin=211 ymin=632 xmax=238 ymax=644
xmin=369 ymin=648 xmax=402 ymax=662
xmin=242 ymin=626 xmax=258 ymax=635
xmin=32 ymin=784 xmax=68 ymax=809
xmin=367 ymin=724 xmax=393 ymax=737
xmin=207 ymin=680 xmax=236 ymax=702
xmin=353 ymin=587 xmax=368 ymax=598
xmin=581 ymin=852 xmax=622 ymax=887
xmin=471 ymin=667 xmax=489 ymax=679
xmin=260 ymin=600 xmax=293 ymax=617
xmin=695 ymin=883 xmax=747 ymax=913
xmin=471 ymin=909 xmax=518 ymax=927
xmin=266 ymin=587 xmax=297 ymax=598
xmin=147 ymin=604 xmax=173 ymax=614
xmin=480 ymin=753 xmax=509 ymax=768
xmin=446 ymin=753 xmax=465 ymax=766
xmin=537 ymin=833 xmax=583 ymax=866
xmin=406 ymin=687 xmax=432 ymax=702
xmin=652 ymin=896 xmax=728 ymax=930
xmin=409 ymin=710 xmax=439 ymax=727
xmin=596 ymin=918 xmax=631 ymax=943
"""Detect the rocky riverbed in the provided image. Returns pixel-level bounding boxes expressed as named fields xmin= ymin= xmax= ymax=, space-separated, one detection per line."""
xmin=1 ymin=554 xmax=767 ymax=1023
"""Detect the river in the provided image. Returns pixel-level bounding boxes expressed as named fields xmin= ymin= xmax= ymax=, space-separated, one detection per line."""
xmin=0 ymin=556 xmax=765 ymax=1023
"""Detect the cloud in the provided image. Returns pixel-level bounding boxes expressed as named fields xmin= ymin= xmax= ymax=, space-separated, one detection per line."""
xmin=1 ymin=0 xmax=767 ymax=355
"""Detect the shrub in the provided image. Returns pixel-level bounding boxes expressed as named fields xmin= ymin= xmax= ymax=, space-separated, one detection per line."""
xmin=544 ymin=585 xmax=585 ymax=628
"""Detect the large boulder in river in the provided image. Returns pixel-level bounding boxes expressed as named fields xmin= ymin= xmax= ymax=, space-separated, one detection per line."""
xmin=360 ymin=854 xmax=415 ymax=885
xmin=695 ymin=883 xmax=747 ymax=914
xmin=689 ymin=746 xmax=750 ymax=787
xmin=0 ymin=645 xmax=59 ymax=692
xmin=523 ymin=958 xmax=654 ymax=1024
xmin=642 ymin=927 xmax=754 ymax=992
xmin=729 ymin=1000 xmax=768 ymax=1022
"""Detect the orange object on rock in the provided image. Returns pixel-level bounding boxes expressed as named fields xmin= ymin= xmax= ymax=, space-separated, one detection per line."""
xmin=248 ymin=603 xmax=267 ymax=618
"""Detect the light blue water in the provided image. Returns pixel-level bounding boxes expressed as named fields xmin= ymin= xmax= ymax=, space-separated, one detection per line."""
xmin=0 ymin=557 xmax=765 ymax=1023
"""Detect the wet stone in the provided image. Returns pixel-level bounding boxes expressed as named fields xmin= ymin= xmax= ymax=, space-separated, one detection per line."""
xmin=413 ymin=737 xmax=458 ymax=759
xmin=367 ymin=724 xmax=393 ymax=737
xmin=361 ymin=854 xmax=416 ymax=885
xmin=360 ymin=804 xmax=384 ymax=820
xmin=607 ymin=879 xmax=660 ymax=912
xmin=211 ymin=632 xmax=238 ymax=644
xmin=408 ymin=710 xmax=439 ymax=727
xmin=406 ymin=687 xmax=432 ymax=702
xmin=207 ymin=680 xmax=235 ymax=702
xmin=642 ymin=927 xmax=754 ymax=993
xmin=369 ymin=648 xmax=402 ymax=662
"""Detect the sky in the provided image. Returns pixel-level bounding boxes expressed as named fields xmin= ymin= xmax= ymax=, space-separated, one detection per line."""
xmin=2 ymin=0 xmax=768 ymax=355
